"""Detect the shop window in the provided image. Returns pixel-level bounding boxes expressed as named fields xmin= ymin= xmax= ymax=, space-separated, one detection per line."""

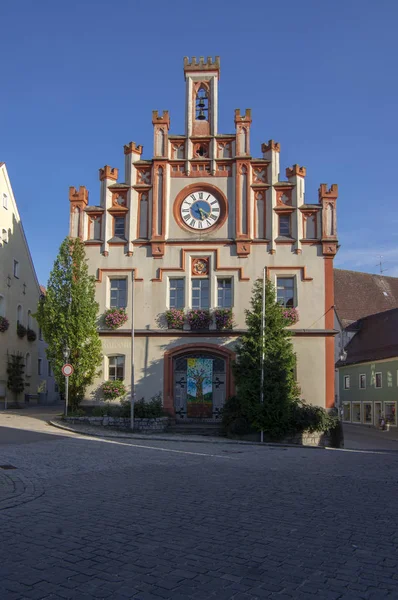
xmin=109 ymin=355 xmax=125 ymax=381
xmin=384 ymin=402 xmax=397 ymax=426
xmin=359 ymin=374 xmax=366 ymax=389
xmin=352 ymin=403 xmax=361 ymax=423
xmin=114 ymin=216 xmax=125 ymax=238
xmin=279 ymin=215 xmax=291 ymax=236
xmin=344 ymin=375 xmax=350 ymax=390
xmin=192 ymin=279 xmax=209 ymax=309
xmin=343 ymin=403 xmax=351 ymax=422
xmin=110 ymin=279 xmax=127 ymax=309
xmin=375 ymin=372 xmax=382 ymax=388
xmin=217 ymin=278 xmax=232 ymax=308
xmin=363 ymin=403 xmax=373 ymax=424
xmin=169 ymin=278 xmax=185 ymax=309
xmin=277 ymin=277 xmax=295 ymax=308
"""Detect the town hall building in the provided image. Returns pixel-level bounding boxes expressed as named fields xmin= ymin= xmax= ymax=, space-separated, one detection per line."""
xmin=68 ymin=56 xmax=338 ymax=419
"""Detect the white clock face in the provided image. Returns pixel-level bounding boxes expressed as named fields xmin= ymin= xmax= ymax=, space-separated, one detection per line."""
xmin=180 ymin=191 xmax=221 ymax=230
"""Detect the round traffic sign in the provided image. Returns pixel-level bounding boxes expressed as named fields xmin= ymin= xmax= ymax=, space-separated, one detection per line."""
xmin=62 ymin=363 xmax=74 ymax=377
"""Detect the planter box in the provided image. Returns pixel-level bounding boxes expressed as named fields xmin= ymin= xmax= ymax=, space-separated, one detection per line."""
xmin=64 ymin=416 xmax=169 ymax=433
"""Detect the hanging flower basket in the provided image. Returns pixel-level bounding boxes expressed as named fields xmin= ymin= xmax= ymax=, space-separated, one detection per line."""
xmin=214 ymin=308 xmax=234 ymax=330
xmin=17 ymin=323 xmax=27 ymax=338
xmin=165 ymin=308 xmax=185 ymax=330
xmin=187 ymin=309 xmax=212 ymax=330
xmin=0 ymin=316 xmax=9 ymax=333
xmin=27 ymin=328 xmax=37 ymax=342
xmin=281 ymin=306 xmax=299 ymax=325
xmin=103 ymin=308 xmax=128 ymax=330
xmin=103 ymin=379 xmax=126 ymax=400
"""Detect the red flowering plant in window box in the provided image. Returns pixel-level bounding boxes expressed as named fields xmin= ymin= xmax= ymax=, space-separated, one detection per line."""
xmin=214 ymin=308 xmax=234 ymax=330
xmin=0 ymin=316 xmax=9 ymax=333
xmin=103 ymin=308 xmax=128 ymax=330
xmin=165 ymin=308 xmax=185 ymax=330
xmin=281 ymin=306 xmax=299 ymax=325
xmin=187 ymin=309 xmax=212 ymax=330
xmin=103 ymin=379 xmax=126 ymax=400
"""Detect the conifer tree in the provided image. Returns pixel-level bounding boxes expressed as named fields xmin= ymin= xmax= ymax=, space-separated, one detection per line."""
xmin=35 ymin=237 xmax=102 ymax=410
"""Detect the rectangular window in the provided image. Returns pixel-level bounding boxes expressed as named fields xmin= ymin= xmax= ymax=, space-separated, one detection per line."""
xmin=90 ymin=217 xmax=101 ymax=240
xmin=359 ymin=374 xmax=366 ymax=389
xmin=363 ymin=403 xmax=373 ymax=424
xmin=192 ymin=279 xmax=209 ymax=309
xmin=114 ymin=217 xmax=125 ymax=237
xmin=3 ymin=193 xmax=8 ymax=209
xmin=110 ymin=279 xmax=127 ymax=308
xmin=217 ymin=278 xmax=232 ymax=308
xmin=375 ymin=372 xmax=382 ymax=388
xmin=352 ymin=402 xmax=361 ymax=423
xmin=169 ymin=278 xmax=185 ymax=309
xmin=279 ymin=215 xmax=291 ymax=236
xmin=38 ymin=358 xmax=42 ymax=376
xmin=48 ymin=362 xmax=53 ymax=377
xmin=276 ymin=277 xmax=295 ymax=307
xmin=344 ymin=375 xmax=350 ymax=389
xmin=109 ymin=356 xmax=125 ymax=381
xmin=13 ymin=260 xmax=20 ymax=278
xmin=384 ymin=402 xmax=397 ymax=426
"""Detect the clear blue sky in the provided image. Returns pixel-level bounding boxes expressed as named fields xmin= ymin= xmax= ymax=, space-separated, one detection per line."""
xmin=2 ymin=0 xmax=397 ymax=284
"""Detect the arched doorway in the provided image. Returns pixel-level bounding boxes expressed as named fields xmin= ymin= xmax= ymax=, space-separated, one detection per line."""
xmin=164 ymin=343 xmax=235 ymax=422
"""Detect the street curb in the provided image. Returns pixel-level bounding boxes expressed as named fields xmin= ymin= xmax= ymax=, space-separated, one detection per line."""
xmin=48 ymin=419 xmax=329 ymax=450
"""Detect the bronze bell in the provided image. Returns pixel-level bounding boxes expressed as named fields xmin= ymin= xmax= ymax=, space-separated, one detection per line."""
xmin=197 ymin=109 xmax=206 ymax=120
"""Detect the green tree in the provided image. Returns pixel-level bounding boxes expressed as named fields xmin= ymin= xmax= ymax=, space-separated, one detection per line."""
xmin=35 ymin=237 xmax=102 ymax=410
xmin=232 ymin=279 xmax=300 ymax=439
xmin=7 ymin=352 xmax=25 ymax=406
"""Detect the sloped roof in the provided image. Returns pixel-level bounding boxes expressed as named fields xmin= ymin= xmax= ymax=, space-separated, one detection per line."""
xmin=334 ymin=269 xmax=398 ymax=326
xmin=339 ymin=308 xmax=398 ymax=366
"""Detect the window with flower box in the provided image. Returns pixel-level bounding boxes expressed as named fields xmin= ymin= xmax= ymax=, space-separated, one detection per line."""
xmin=108 ymin=355 xmax=125 ymax=381
xmin=192 ymin=279 xmax=209 ymax=309
xmin=169 ymin=278 xmax=185 ymax=309
xmin=110 ymin=279 xmax=127 ymax=309
xmin=276 ymin=277 xmax=295 ymax=308
xmin=217 ymin=278 xmax=232 ymax=308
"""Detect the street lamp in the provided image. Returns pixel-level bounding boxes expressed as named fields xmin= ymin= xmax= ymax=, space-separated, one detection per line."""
xmin=63 ymin=345 xmax=70 ymax=416
xmin=339 ymin=349 xmax=347 ymax=363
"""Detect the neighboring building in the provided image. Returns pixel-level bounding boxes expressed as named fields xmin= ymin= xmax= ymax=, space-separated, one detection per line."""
xmin=69 ymin=56 xmax=339 ymax=419
xmin=337 ymin=308 xmax=398 ymax=428
xmin=0 ymin=163 xmax=58 ymax=407
xmin=334 ymin=269 xmax=398 ymax=409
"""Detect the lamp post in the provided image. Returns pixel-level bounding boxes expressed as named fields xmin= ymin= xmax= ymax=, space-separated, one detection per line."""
xmin=63 ymin=345 xmax=70 ymax=416
xmin=260 ymin=267 xmax=266 ymax=443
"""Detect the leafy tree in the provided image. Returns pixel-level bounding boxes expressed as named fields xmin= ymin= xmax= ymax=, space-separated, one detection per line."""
xmin=7 ymin=352 xmax=25 ymax=406
xmin=231 ymin=279 xmax=300 ymax=439
xmin=35 ymin=237 xmax=102 ymax=410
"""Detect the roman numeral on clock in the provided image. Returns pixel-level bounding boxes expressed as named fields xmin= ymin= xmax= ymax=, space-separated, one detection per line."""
xmin=190 ymin=194 xmax=196 ymax=201
xmin=209 ymin=214 xmax=217 ymax=221
xmin=182 ymin=209 xmax=189 ymax=213
xmin=198 ymin=221 xmax=203 ymax=228
xmin=184 ymin=214 xmax=190 ymax=222
xmin=198 ymin=192 xmax=203 ymax=199
xmin=190 ymin=219 xmax=196 ymax=227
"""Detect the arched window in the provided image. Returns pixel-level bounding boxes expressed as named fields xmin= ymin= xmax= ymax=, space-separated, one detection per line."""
xmin=25 ymin=353 xmax=32 ymax=376
xmin=17 ymin=304 xmax=23 ymax=324
xmin=195 ymin=87 xmax=209 ymax=121
xmin=27 ymin=310 xmax=32 ymax=329
xmin=0 ymin=295 xmax=5 ymax=317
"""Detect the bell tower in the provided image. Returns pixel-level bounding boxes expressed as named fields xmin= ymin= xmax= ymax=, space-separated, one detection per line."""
xmin=184 ymin=56 xmax=220 ymax=171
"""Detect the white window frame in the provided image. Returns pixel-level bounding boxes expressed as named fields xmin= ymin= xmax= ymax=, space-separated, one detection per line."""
xmin=363 ymin=402 xmax=373 ymax=425
xmin=191 ymin=278 xmax=210 ymax=310
xmin=168 ymin=277 xmax=185 ymax=310
xmin=216 ymin=277 xmax=233 ymax=308
xmin=384 ymin=401 xmax=397 ymax=427
xmin=359 ymin=374 xmax=366 ymax=390
xmin=375 ymin=372 xmax=382 ymax=389
xmin=108 ymin=355 xmax=125 ymax=381
xmin=343 ymin=375 xmax=350 ymax=390
xmin=342 ymin=402 xmax=351 ymax=423
xmin=109 ymin=278 xmax=127 ymax=309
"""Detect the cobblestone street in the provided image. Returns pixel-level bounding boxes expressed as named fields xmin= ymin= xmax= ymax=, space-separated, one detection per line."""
xmin=1 ymin=411 xmax=398 ymax=599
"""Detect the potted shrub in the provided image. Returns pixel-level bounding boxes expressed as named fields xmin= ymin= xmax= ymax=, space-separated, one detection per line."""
xmin=17 ymin=323 xmax=27 ymax=338
xmin=103 ymin=307 xmax=128 ymax=330
xmin=103 ymin=379 xmax=126 ymax=401
xmin=187 ymin=309 xmax=212 ymax=330
xmin=281 ymin=306 xmax=299 ymax=325
xmin=165 ymin=308 xmax=185 ymax=330
xmin=27 ymin=328 xmax=37 ymax=342
xmin=214 ymin=308 xmax=233 ymax=330
xmin=0 ymin=316 xmax=9 ymax=333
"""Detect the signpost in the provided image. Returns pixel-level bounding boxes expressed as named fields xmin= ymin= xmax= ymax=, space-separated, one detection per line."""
xmin=62 ymin=363 xmax=74 ymax=417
